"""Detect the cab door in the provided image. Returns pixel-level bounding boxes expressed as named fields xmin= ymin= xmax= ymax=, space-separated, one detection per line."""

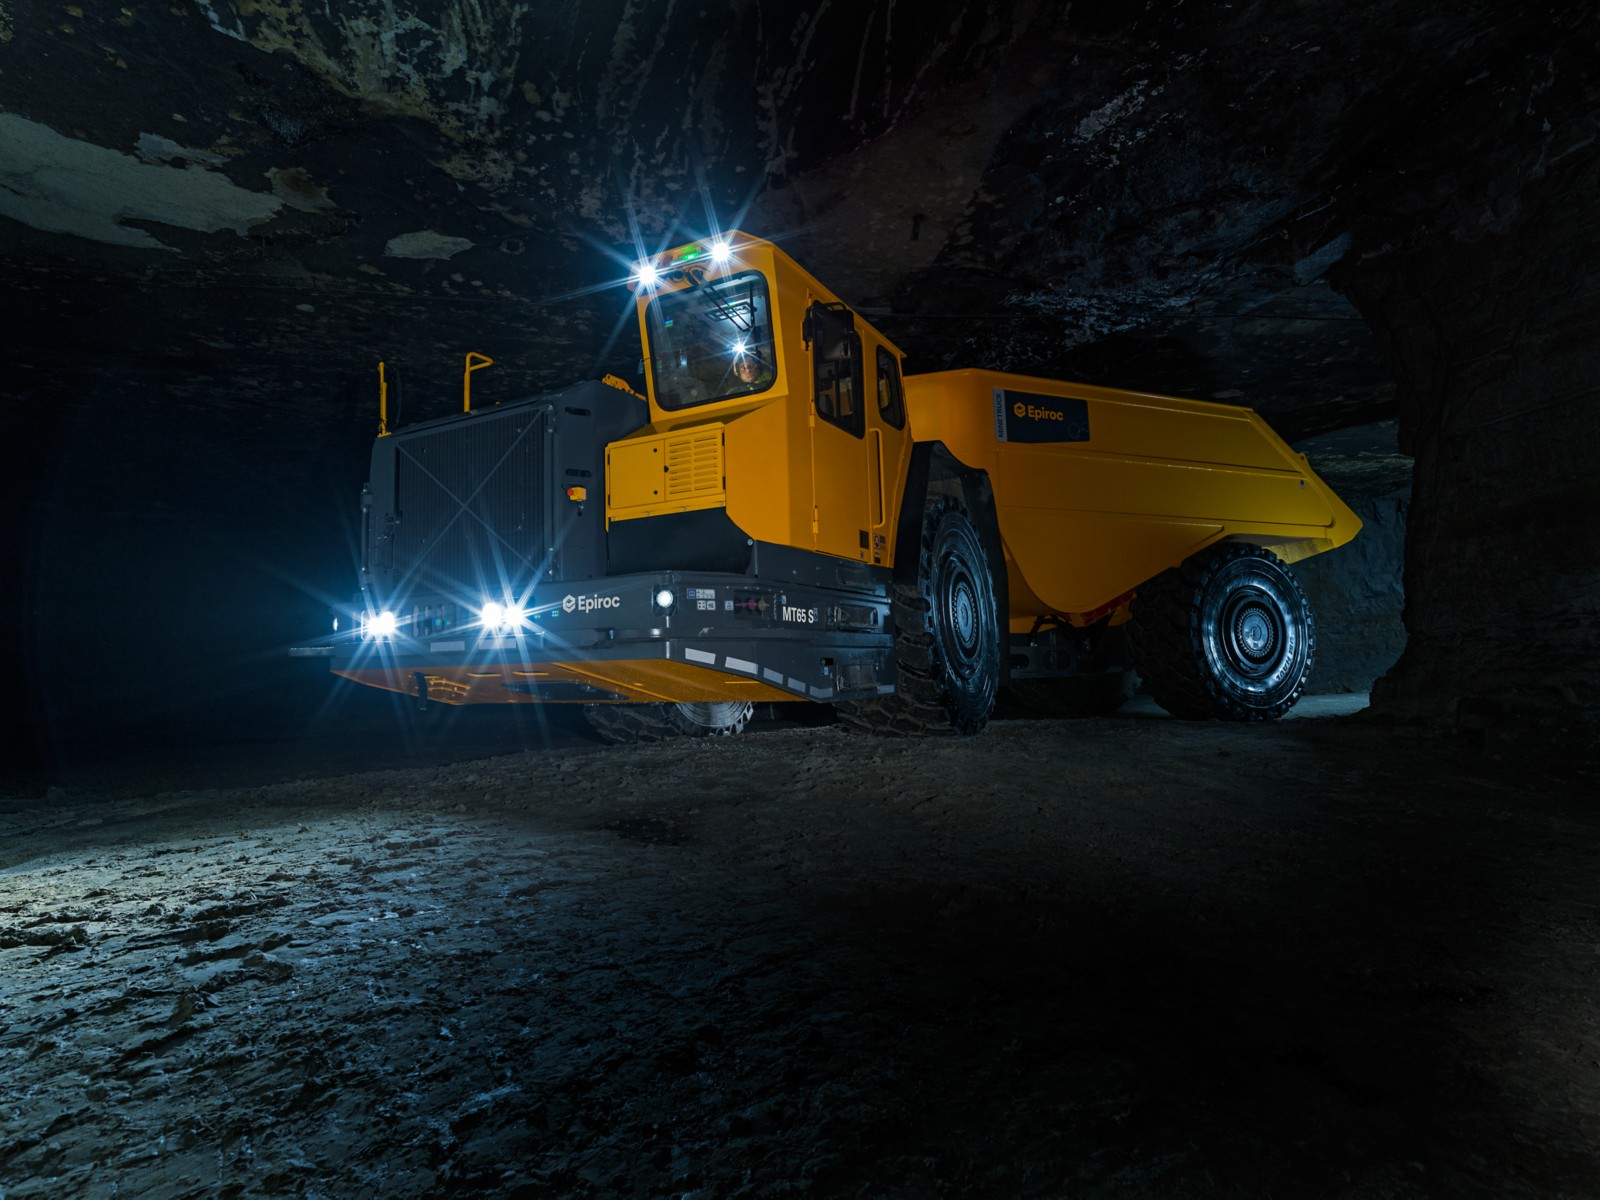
xmin=867 ymin=343 xmax=913 ymax=568
xmin=806 ymin=301 xmax=873 ymax=562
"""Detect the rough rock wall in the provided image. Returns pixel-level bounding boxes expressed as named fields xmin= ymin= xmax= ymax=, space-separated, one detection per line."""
xmin=110 ymin=0 xmax=1056 ymax=241
xmin=1294 ymin=493 xmax=1409 ymax=696
xmin=1 ymin=0 xmax=1073 ymax=412
xmin=1329 ymin=10 xmax=1600 ymax=728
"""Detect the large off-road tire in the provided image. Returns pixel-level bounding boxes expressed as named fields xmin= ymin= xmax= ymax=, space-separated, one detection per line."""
xmin=838 ymin=494 xmax=1000 ymax=737
xmin=583 ymin=701 xmax=753 ymax=744
xmin=1004 ymin=669 xmax=1137 ymax=719
xmin=668 ymin=701 xmax=753 ymax=737
xmin=1129 ymin=543 xmax=1314 ymax=721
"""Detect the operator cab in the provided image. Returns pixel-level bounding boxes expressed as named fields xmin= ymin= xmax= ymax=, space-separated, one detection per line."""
xmin=628 ymin=234 xmax=793 ymax=430
xmin=619 ymin=232 xmax=913 ymax=567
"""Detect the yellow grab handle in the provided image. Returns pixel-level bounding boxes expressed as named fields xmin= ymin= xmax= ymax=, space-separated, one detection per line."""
xmin=377 ymin=360 xmax=390 ymax=437
xmin=463 ymin=351 xmax=494 ymax=413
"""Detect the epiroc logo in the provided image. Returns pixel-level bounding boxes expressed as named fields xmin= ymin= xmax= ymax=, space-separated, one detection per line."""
xmin=562 ymin=592 xmax=621 ymax=614
xmin=996 ymin=388 xmax=1091 ymax=444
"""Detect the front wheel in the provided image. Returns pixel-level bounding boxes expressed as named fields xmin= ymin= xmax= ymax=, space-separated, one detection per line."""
xmin=1129 ymin=543 xmax=1314 ymax=721
xmin=838 ymin=493 xmax=1000 ymax=736
xmin=583 ymin=701 xmax=753 ymax=744
xmin=668 ymin=701 xmax=753 ymax=737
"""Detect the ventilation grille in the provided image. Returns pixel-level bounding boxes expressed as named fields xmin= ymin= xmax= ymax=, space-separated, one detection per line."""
xmin=392 ymin=417 xmax=546 ymax=591
xmin=662 ymin=429 xmax=724 ymax=500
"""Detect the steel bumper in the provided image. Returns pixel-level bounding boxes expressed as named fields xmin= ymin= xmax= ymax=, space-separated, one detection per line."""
xmin=326 ymin=571 xmax=896 ymax=706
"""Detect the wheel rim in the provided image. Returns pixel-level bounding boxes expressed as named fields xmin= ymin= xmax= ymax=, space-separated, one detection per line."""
xmin=936 ymin=544 xmax=986 ymax=681
xmin=1199 ymin=559 xmax=1309 ymax=706
xmin=1220 ymin=588 xmax=1286 ymax=678
xmin=673 ymin=701 xmax=751 ymax=731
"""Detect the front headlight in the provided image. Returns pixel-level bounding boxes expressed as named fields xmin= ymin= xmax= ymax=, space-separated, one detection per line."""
xmin=369 ymin=610 xmax=399 ymax=639
xmin=480 ymin=600 xmax=528 ymax=632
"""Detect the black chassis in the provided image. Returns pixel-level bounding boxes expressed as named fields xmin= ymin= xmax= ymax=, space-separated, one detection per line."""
xmin=331 ymin=561 xmax=898 ymax=705
xmin=340 ymin=374 xmax=903 ymax=705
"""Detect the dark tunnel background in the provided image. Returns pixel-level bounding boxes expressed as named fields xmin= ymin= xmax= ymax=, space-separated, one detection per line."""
xmin=8 ymin=360 xmax=586 ymax=786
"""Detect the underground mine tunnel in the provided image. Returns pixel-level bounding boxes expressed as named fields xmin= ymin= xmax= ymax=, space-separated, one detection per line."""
xmin=2 ymin=3 xmax=1597 ymax=1196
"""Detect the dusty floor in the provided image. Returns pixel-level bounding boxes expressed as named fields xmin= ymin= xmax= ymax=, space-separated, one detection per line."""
xmin=1 ymin=707 xmax=1597 ymax=1198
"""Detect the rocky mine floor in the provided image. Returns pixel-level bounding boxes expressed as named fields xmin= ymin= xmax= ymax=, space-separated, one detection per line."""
xmin=1 ymin=710 xmax=1596 ymax=1198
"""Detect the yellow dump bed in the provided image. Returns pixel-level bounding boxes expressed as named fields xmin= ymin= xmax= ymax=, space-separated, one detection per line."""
xmin=903 ymin=369 xmax=1361 ymax=624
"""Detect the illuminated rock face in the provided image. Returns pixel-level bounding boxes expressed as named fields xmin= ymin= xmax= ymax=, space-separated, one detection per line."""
xmin=1 ymin=2 xmax=1596 ymax=730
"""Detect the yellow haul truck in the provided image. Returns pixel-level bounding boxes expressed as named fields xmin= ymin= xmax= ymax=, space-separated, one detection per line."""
xmin=329 ymin=232 xmax=1360 ymax=739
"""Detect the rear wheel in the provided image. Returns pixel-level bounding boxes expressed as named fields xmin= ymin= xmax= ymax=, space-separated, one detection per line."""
xmin=1130 ymin=543 xmax=1314 ymax=721
xmin=583 ymin=701 xmax=753 ymax=744
xmin=839 ymin=493 xmax=1000 ymax=736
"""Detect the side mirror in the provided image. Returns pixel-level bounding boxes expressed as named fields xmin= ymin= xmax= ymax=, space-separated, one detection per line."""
xmin=805 ymin=302 xmax=856 ymax=363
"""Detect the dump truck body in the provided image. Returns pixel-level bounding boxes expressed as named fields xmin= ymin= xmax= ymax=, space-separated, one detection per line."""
xmin=904 ymin=369 xmax=1361 ymax=629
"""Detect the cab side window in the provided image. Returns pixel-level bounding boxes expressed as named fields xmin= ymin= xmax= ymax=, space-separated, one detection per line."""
xmin=809 ymin=302 xmax=864 ymax=437
xmin=875 ymin=346 xmax=906 ymax=430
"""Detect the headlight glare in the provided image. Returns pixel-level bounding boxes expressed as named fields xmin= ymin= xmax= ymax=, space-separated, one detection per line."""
xmin=480 ymin=600 xmax=528 ymax=632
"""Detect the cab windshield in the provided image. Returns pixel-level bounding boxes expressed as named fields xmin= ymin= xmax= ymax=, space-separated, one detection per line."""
xmin=646 ymin=270 xmax=776 ymax=410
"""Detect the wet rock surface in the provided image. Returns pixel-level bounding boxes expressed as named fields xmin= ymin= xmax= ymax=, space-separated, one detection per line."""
xmin=2 ymin=716 xmax=1595 ymax=1197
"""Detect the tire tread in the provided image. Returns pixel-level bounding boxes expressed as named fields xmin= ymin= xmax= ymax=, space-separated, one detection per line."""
xmin=838 ymin=495 xmax=998 ymax=737
xmin=1129 ymin=543 xmax=1314 ymax=722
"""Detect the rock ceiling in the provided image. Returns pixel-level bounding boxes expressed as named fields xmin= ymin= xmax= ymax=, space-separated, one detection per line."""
xmin=2 ymin=0 xmax=1469 ymax=436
